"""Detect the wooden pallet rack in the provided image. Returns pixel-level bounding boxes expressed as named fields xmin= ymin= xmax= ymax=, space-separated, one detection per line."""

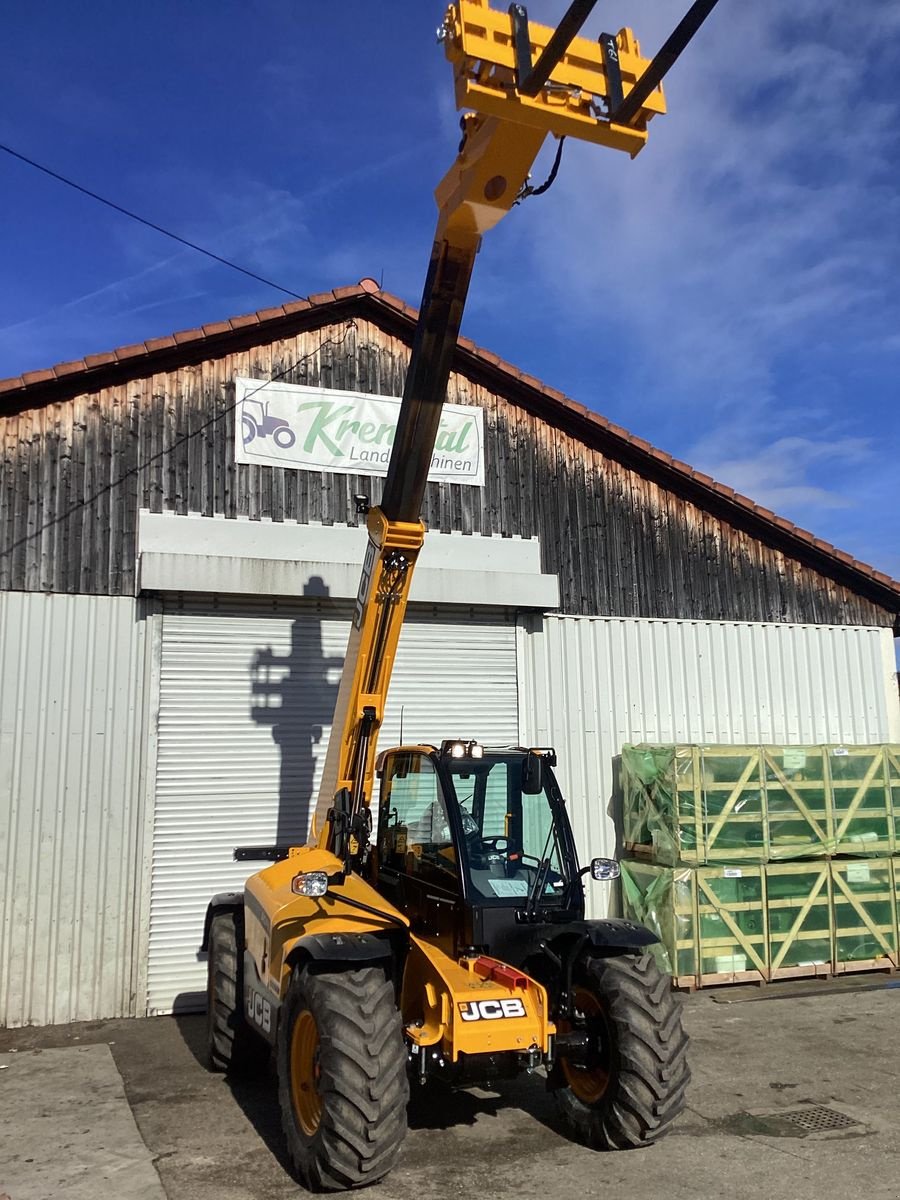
xmin=888 ymin=746 xmax=900 ymax=850
xmin=621 ymin=743 xmax=899 ymax=866
xmin=620 ymin=858 xmax=900 ymax=990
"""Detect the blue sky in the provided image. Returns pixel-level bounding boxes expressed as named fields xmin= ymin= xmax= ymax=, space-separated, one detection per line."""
xmin=1 ymin=0 xmax=898 ymax=582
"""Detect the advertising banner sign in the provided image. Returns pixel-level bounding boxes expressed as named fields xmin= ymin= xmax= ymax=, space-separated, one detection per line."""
xmin=235 ymin=379 xmax=484 ymax=487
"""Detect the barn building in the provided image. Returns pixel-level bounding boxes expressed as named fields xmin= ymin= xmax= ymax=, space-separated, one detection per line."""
xmin=2 ymin=278 xmax=898 ymax=1027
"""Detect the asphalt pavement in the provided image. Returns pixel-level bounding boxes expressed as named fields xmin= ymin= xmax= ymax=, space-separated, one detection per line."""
xmin=2 ymin=980 xmax=899 ymax=1200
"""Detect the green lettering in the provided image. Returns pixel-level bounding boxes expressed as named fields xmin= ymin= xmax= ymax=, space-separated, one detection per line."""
xmin=451 ymin=421 xmax=472 ymax=454
xmin=375 ymin=423 xmax=395 ymax=446
xmin=296 ymin=401 xmax=354 ymax=457
xmin=436 ymin=420 xmax=473 ymax=454
xmin=337 ymin=419 xmax=361 ymax=439
xmin=357 ymin=421 xmax=377 ymax=443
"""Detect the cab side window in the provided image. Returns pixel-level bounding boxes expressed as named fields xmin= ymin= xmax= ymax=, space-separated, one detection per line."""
xmin=378 ymin=752 xmax=457 ymax=883
xmin=479 ymin=762 xmax=509 ymax=838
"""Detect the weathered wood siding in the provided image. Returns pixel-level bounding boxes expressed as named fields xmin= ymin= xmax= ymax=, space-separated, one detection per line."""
xmin=0 ymin=317 xmax=894 ymax=627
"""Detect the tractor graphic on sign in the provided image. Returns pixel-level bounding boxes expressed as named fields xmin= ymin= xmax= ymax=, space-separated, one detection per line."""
xmin=241 ymin=397 xmax=297 ymax=449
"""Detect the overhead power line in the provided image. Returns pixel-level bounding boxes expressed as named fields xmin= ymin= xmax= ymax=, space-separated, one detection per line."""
xmin=0 ymin=141 xmax=306 ymax=300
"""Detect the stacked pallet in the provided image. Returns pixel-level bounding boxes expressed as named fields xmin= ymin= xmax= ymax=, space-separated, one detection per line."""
xmin=619 ymin=743 xmax=900 ymax=988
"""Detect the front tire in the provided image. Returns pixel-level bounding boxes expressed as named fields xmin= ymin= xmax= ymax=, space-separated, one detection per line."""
xmin=554 ymin=952 xmax=689 ymax=1149
xmin=277 ymin=965 xmax=409 ymax=1191
xmin=206 ymin=909 xmax=266 ymax=1074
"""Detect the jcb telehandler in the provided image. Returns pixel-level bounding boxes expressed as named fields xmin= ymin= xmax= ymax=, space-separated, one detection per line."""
xmin=203 ymin=0 xmax=719 ymax=1189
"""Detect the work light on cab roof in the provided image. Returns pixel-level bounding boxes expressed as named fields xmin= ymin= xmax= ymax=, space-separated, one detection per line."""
xmin=441 ymin=738 xmax=484 ymax=759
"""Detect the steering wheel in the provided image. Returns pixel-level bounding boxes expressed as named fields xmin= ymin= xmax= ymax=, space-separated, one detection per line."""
xmin=479 ymin=837 xmax=509 ymax=853
xmin=466 ymin=835 xmax=510 ymax=870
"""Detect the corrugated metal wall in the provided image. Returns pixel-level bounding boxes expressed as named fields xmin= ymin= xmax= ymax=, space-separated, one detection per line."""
xmin=2 ymin=589 xmax=896 ymax=1026
xmin=517 ymin=616 xmax=900 ymax=918
xmin=0 ymin=592 xmax=155 ymax=1027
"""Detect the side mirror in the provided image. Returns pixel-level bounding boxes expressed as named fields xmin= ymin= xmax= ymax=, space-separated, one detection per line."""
xmin=522 ymin=752 xmax=544 ymax=795
xmin=590 ymin=857 xmax=620 ymax=881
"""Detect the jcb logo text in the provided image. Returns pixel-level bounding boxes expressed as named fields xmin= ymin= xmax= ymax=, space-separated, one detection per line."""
xmin=459 ymin=998 xmax=526 ymax=1021
xmin=246 ymin=989 xmax=272 ymax=1033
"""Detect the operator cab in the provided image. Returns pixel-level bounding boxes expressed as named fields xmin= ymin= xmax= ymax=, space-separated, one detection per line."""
xmin=374 ymin=742 xmax=606 ymax=963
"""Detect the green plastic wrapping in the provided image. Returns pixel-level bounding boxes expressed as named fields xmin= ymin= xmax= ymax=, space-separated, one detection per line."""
xmin=831 ymin=859 xmax=897 ymax=965
xmin=619 ymin=860 xmax=696 ymax=976
xmin=620 ymin=745 xmax=701 ymax=866
xmin=694 ymin=867 xmax=766 ymax=977
xmin=763 ymin=746 xmax=831 ymax=860
xmin=830 ymin=746 xmax=893 ymax=856
xmin=620 ymin=857 xmax=900 ymax=984
xmin=766 ymin=863 xmax=831 ymax=970
xmin=887 ymin=747 xmax=900 ymax=853
xmin=621 ymin=743 xmax=899 ymax=867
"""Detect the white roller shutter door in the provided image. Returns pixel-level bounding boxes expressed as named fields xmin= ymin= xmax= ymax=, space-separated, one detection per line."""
xmin=148 ymin=599 xmax=518 ymax=1013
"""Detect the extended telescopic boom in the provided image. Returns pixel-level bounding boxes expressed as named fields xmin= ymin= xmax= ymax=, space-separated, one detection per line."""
xmin=310 ymin=0 xmax=720 ymax=853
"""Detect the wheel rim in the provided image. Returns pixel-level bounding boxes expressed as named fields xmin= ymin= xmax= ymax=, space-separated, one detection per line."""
xmin=290 ymin=1010 xmax=322 ymax=1136
xmin=560 ymin=985 xmax=611 ymax=1105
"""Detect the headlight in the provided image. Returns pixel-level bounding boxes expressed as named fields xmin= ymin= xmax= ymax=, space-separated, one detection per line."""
xmin=470 ymin=742 xmax=484 ymax=759
xmin=291 ymin=870 xmax=329 ymax=897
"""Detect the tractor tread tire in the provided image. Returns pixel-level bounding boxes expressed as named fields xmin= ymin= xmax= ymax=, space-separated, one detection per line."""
xmin=206 ymin=909 xmax=266 ymax=1075
xmin=278 ymin=966 xmax=408 ymax=1192
xmin=555 ymin=952 xmax=690 ymax=1150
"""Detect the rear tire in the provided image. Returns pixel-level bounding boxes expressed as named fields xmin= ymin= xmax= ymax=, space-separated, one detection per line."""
xmin=277 ymin=965 xmax=409 ymax=1191
xmin=554 ymin=952 xmax=690 ymax=1149
xmin=206 ymin=909 xmax=266 ymax=1074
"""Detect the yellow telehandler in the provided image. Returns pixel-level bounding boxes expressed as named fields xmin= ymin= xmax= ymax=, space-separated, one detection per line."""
xmin=202 ymin=1 xmax=719 ymax=1188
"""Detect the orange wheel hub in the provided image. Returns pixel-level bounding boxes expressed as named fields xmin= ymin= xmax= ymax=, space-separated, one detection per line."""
xmin=290 ymin=1010 xmax=322 ymax=1136
xmin=559 ymin=985 xmax=610 ymax=1105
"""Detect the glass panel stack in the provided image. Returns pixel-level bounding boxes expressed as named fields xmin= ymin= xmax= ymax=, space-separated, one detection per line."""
xmin=620 ymin=743 xmax=900 ymax=988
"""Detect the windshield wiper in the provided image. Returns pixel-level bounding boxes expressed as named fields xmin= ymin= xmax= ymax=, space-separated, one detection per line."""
xmin=523 ymin=826 xmax=554 ymax=921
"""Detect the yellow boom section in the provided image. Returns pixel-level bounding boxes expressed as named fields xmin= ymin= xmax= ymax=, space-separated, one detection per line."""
xmin=310 ymin=0 xmax=676 ymax=852
xmin=444 ymin=0 xmax=664 ymax=158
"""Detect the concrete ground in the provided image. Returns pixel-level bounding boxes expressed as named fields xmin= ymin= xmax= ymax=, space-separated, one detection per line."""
xmin=2 ymin=982 xmax=899 ymax=1200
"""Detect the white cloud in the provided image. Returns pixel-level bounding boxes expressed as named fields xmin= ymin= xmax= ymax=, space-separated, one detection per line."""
xmin=513 ymin=0 xmax=900 ymax=413
xmin=686 ymin=433 xmax=874 ymax=512
xmin=488 ymin=0 xmax=900 ymax=573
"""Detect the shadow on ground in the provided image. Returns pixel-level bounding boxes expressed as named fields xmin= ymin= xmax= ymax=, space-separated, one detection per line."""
xmin=172 ymin=1010 xmax=565 ymax=1160
xmin=174 ymin=1012 xmax=294 ymax=1177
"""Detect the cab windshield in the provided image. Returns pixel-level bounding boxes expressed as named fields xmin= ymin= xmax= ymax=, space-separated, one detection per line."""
xmin=442 ymin=752 xmax=571 ymax=905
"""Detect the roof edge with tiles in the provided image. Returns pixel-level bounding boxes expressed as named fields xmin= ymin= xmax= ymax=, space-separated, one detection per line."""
xmin=0 ymin=280 xmax=897 ymax=607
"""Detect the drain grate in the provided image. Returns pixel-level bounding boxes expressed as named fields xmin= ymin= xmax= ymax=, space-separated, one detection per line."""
xmin=779 ymin=1106 xmax=859 ymax=1133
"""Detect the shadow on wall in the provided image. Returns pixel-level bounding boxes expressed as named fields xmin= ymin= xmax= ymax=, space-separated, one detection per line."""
xmin=249 ymin=576 xmax=343 ymax=845
xmin=173 ymin=578 xmax=345 ymax=1013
